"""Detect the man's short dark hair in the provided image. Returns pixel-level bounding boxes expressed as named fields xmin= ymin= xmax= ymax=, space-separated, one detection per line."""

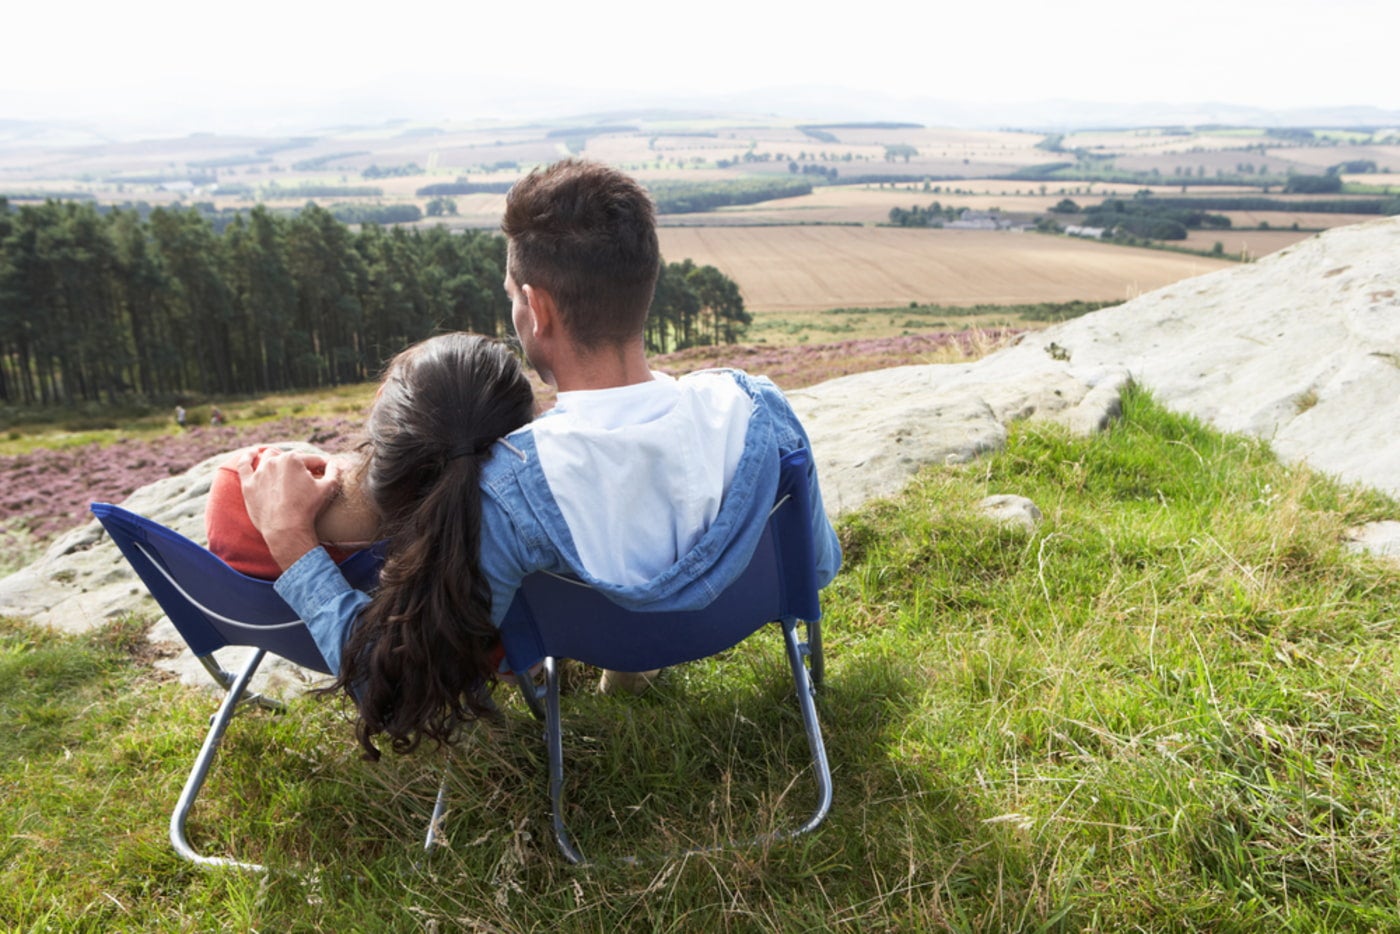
xmin=502 ymin=159 xmax=660 ymax=349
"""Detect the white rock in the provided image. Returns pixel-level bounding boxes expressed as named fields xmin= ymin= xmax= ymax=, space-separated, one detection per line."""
xmin=977 ymin=495 xmax=1043 ymax=532
xmin=1344 ymin=521 xmax=1400 ymax=562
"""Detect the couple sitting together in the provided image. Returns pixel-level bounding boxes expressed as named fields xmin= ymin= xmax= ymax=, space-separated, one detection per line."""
xmin=204 ymin=159 xmax=841 ymax=760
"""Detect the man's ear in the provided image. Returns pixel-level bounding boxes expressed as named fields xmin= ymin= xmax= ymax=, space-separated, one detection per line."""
xmin=522 ymin=283 xmax=557 ymax=339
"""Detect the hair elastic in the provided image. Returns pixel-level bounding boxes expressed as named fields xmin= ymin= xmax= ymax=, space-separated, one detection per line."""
xmin=445 ymin=440 xmax=494 ymax=462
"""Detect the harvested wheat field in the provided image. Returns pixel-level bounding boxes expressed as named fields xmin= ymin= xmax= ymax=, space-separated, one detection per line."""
xmin=657 ymin=226 xmax=1234 ymax=312
xmin=1179 ymin=228 xmax=1320 ymax=259
xmin=1218 ymin=211 xmax=1375 ymax=231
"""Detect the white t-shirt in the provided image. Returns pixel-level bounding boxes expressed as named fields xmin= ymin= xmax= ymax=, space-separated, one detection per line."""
xmin=530 ymin=371 xmax=752 ymax=586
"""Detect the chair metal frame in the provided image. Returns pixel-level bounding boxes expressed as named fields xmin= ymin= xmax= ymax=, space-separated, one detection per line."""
xmin=90 ymin=503 xmax=388 ymax=873
xmin=495 ymin=449 xmax=831 ymax=864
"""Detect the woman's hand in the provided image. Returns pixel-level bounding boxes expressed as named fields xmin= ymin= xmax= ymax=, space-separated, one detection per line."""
xmin=237 ymin=448 xmax=342 ymax=573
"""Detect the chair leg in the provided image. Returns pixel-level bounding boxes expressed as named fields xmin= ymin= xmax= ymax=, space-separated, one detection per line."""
xmin=425 ymin=774 xmax=450 ymax=853
xmin=514 ymin=666 xmax=547 ymax=722
xmin=781 ymin=617 xmax=833 ymax=838
xmin=423 ymin=690 xmax=499 ymax=854
xmin=533 ymin=632 xmax=829 ymax=865
xmin=806 ymin=617 xmax=824 ymax=690
xmin=171 ymin=648 xmax=269 ymax=872
xmin=197 ymin=652 xmax=285 ymax=713
xmin=542 ymin=657 xmax=585 ymax=864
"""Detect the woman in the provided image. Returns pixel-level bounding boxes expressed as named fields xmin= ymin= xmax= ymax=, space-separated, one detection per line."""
xmin=206 ymin=333 xmax=535 ymax=760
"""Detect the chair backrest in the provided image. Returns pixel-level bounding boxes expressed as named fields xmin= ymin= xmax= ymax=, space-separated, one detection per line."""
xmin=498 ymin=449 xmax=822 ymax=674
xmin=91 ymin=503 xmax=383 ymax=675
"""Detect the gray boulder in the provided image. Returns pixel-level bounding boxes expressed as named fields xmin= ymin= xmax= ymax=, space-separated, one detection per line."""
xmin=977 ymin=495 xmax=1044 ymax=533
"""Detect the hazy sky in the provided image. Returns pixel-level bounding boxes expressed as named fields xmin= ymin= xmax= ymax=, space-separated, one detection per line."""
xmin=4 ymin=0 xmax=1396 ymax=133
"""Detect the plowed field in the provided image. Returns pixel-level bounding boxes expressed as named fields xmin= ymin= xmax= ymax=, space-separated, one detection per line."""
xmin=657 ymin=226 xmax=1234 ymax=312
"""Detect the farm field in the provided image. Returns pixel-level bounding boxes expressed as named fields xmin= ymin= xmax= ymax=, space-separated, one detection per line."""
xmin=414 ymin=180 xmax=1223 ymax=229
xmin=1063 ymin=129 xmax=1225 ymax=154
xmin=1178 ymin=227 xmax=1319 ymax=259
xmin=1215 ymin=209 xmax=1377 ymax=230
xmin=581 ymin=125 xmax=1052 ymax=177
xmin=1267 ymin=143 xmax=1400 ymax=172
xmin=1150 ymin=212 xmax=1377 ymax=261
xmin=656 ymin=226 xmax=1233 ymax=313
xmin=418 ymin=191 xmax=1380 ymax=264
xmin=1345 ymin=172 xmax=1400 ymax=187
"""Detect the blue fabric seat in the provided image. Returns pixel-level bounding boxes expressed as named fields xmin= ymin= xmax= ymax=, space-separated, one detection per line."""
xmin=497 ymin=448 xmax=831 ymax=863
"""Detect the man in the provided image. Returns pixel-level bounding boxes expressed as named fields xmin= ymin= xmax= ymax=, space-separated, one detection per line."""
xmin=245 ymin=159 xmax=840 ymax=694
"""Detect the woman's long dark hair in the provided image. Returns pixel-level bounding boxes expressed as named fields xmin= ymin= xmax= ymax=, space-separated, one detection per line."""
xmin=331 ymin=333 xmax=534 ymax=760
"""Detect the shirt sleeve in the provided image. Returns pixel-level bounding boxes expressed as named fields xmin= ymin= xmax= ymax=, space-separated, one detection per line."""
xmin=756 ymin=374 xmax=843 ymax=589
xmin=806 ymin=456 xmax=843 ymax=589
xmin=478 ymin=488 xmax=536 ymax=627
xmin=273 ymin=546 xmax=371 ymax=676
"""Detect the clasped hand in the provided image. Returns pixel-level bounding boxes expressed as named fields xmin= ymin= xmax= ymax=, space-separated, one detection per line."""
xmin=236 ymin=447 xmax=342 ymax=573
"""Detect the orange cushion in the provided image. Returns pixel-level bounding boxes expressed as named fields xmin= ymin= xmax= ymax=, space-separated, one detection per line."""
xmin=205 ymin=448 xmax=354 ymax=579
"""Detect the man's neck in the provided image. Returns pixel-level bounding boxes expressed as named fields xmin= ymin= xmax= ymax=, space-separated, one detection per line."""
xmin=551 ymin=341 xmax=653 ymax=393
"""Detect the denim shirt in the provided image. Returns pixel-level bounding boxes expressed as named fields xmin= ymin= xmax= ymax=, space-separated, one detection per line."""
xmin=276 ymin=369 xmax=841 ymax=676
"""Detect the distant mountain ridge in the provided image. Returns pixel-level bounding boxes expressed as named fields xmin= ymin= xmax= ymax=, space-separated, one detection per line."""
xmin=4 ymin=90 xmax=1400 ymax=143
xmin=685 ymin=88 xmax=1400 ymax=133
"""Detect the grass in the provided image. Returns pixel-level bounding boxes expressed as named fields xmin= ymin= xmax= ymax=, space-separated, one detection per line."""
xmin=4 ymin=386 xmax=1400 ymax=930
xmin=1339 ymin=182 xmax=1399 ymax=196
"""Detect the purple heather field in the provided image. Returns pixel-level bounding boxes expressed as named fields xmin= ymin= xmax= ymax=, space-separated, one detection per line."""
xmin=0 ymin=417 xmax=362 ymax=569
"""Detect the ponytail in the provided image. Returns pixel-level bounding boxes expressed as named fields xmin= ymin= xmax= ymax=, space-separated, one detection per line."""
xmin=327 ymin=334 xmax=534 ymax=760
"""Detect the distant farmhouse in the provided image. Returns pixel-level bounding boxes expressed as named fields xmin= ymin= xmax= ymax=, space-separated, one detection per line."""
xmin=1064 ymin=224 xmax=1107 ymax=239
xmin=947 ymin=209 xmax=1024 ymax=231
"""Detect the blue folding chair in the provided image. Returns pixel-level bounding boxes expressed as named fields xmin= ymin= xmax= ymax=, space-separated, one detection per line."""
xmin=496 ymin=448 xmax=832 ymax=864
xmin=93 ymin=447 xmax=832 ymax=868
xmin=90 ymin=502 xmax=388 ymax=872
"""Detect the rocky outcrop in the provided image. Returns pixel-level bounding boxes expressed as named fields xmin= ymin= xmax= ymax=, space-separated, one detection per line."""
xmin=794 ymin=217 xmax=1400 ymax=515
xmin=988 ymin=216 xmax=1400 ymax=500
xmin=788 ymin=361 xmax=1129 ymax=515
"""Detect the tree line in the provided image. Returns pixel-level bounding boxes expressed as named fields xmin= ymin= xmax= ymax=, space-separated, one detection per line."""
xmin=1008 ymin=162 xmax=1291 ymax=187
xmin=887 ymin=201 xmax=961 ymax=227
xmin=0 ymin=198 xmax=749 ymax=407
xmin=646 ymin=179 xmax=814 ymax=214
xmin=1080 ymin=199 xmax=1233 ymax=241
xmin=1119 ymin=195 xmax=1399 ymax=215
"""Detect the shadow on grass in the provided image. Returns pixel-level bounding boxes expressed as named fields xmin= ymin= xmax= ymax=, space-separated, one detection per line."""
xmin=6 ymin=616 xmax=1104 ymax=930
xmin=310 ymin=641 xmax=1035 ymax=930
